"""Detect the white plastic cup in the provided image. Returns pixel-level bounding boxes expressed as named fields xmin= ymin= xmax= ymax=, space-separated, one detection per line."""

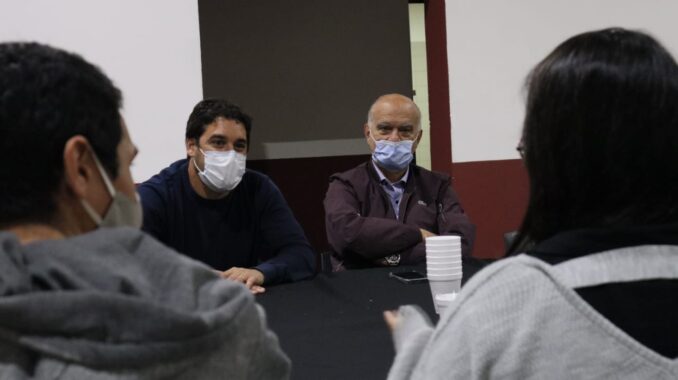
xmin=426 ymin=272 xmax=463 ymax=281
xmin=429 ymin=260 xmax=462 ymax=268
xmin=426 ymin=266 xmax=462 ymax=273
xmin=435 ymin=292 xmax=458 ymax=303
xmin=426 ymin=260 xmax=464 ymax=268
xmin=426 ymin=246 xmax=462 ymax=251
xmin=426 ymin=262 xmax=462 ymax=268
xmin=427 ymin=239 xmax=461 ymax=244
xmin=427 ymin=272 xmax=462 ymax=281
xmin=434 ymin=292 xmax=458 ymax=314
xmin=426 ymin=249 xmax=461 ymax=256
xmin=426 ymin=236 xmax=461 ymax=244
xmin=426 ymin=268 xmax=464 ymax=276
xmin=426 ymin=253 xmax=462 ymax=259
xmin=426 ymin=248 xmax=462 ymax=255
xmin=426 ymin=246 xmax=461 ymax=253
xmin=426 ymin=253 xmax=461 ymax=260
xmin=426 ymin=258 xmax=462 ymax=264
xmin=427 ymin=268 xmax=463 ymax=274
xmin=426 ymin=244 xmax=461 ymax=251
xmin=426 ymin=245 xmax=460 ymax=251
xmin=429 ymin=279 xmax=462 ymax=313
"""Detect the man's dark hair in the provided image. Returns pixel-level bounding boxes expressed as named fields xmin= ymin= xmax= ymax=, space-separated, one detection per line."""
xmin=185 ymin=99 xmax=252 ymax=148
xmin=0 ymin=42 xmax=122 ymax=227
xmin=510 ymin=28 xmax=678 ymax=253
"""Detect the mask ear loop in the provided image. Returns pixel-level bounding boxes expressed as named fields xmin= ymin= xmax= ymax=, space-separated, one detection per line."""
xmin=79 ymin=149 xmax=116 ymax=226
xmin=191 ymin=147 xmax=207 ymax=174
xmin=80 ymin=198 xmax=103 ymax=226
xmin=192 ymin=158 xmax=204 ymax=175
xmin=90 ymin=151 xmax=117 ymax=197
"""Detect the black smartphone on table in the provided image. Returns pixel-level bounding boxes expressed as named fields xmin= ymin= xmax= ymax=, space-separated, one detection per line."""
xmin=389 ymin=270 xmax=428 ymax=284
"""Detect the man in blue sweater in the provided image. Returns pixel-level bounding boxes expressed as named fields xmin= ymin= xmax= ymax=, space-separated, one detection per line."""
xmin=138 ymin=99 xmax=315 ymax=293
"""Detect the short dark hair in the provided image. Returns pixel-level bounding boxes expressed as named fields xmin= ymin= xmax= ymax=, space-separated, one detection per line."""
xmin=510 ymin=28 xmax=678 ymax=252
xmin=185 ymin=99 xmax=252 ymax=149
xmin=0 ymin=42 xmax=122 ymax=227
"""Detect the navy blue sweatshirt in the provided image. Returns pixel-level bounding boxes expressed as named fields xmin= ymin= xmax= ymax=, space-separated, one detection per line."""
xmin=138 ymin=159 xmax=315 ymax=285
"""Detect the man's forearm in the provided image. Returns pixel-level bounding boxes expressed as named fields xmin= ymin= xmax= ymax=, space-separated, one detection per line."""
xmin=329 ymin=215 xmax=422 ymax=259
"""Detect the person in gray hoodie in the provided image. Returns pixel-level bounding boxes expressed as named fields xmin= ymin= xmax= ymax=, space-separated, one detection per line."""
xmin=385 ymin=28 xmax=678 ymax=379
xmin=0 ymin=42 xmax=290 ymax=379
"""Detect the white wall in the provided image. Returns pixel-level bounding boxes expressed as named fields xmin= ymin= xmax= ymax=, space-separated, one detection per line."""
xmin=446 ymin=0 xmax=678 ymax=163
xmin=0 ymin=0 xmax=203 ymax=181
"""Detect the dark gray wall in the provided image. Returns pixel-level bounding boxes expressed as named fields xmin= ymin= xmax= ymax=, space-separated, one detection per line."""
xmin=198 ymin=0 xmax=412 ymax=158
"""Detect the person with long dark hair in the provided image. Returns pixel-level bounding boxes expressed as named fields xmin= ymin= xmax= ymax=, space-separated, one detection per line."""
xmin=385 ymin=28 xmax=678 ymax=379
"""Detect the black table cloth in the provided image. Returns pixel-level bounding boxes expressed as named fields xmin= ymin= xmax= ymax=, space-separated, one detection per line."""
xmin=258 ymin=257 xmax=491 ymax=380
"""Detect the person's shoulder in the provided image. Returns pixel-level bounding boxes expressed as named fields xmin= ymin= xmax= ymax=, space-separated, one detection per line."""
xmin=74 ymin=228 xmax=259 ymax=320
xmin=447 ymin=256 xmax=564 ymax=322
xmin=73 ymin=227 xmax=166 ymax=256
xmin=242 ymin=168 xmax=269 ymax=183
xmin=138 ymin=159 xmax=188 ymax=191
xmin=411 ymin=165 xmax=451 ymax=185
xmin=465 ymin=255 xmax=557 ymax=291
xmin=426 ymin=256 xmax=572 ymax=375
xmin=329 ymin=161 xmax=370 ymax=184
xmin=240 ymin=168 xmax=275 ymax=189
xmin=237 ymin=169 xmax=286 ymax=200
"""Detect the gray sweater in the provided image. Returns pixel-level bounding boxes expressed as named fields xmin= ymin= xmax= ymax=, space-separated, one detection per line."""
xmin=388 ymin=245 xmax=678 ymax=379
xmin=0 ymin=228 xmax=290 ymax=379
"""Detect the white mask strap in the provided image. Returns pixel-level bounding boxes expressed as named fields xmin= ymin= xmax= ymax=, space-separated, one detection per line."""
xmin=80 ymin=198 xmax=103 ymax=225
xmin=79 ymin=150 xmax=115 ymax=226
xmin=90 ymin=151 xmax=116 ymax=197
xmin=192 ymin=156 xmax=204 ymax=174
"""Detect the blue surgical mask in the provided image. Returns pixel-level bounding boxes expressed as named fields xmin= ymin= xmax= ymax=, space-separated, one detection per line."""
xmin=371 ymin=134 xmax=414 ymax=172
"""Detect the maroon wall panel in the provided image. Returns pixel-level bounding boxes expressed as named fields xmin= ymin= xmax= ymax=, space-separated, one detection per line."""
xmin=248 ymin=155 xmax=370 ymax=253
xmin=452 ymin=159 xmax=529 ymax=258
xmin=425 ymin=0 xmax=453 ymax=174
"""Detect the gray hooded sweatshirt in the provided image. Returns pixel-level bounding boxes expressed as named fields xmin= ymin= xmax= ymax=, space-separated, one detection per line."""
xmin=0 ymin=228 xmax=290 ymax=379
xmin=388 ymin=246 xmax=678 ymax=379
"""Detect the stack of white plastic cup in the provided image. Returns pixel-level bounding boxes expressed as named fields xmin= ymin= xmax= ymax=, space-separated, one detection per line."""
xmin=425 ymin=235 xmax=462 ymax=313
xmin=434 ymin=292 xmax=458 ymax=315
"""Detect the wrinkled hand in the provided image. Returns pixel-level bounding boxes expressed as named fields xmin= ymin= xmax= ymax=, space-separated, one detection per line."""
xmin=221 ymin=267 xmax=266 ymax=294
xmin=383 ymin=310 xmax=401 ymax=333
xmin=420 ymin=229 xmax=437 ymax=241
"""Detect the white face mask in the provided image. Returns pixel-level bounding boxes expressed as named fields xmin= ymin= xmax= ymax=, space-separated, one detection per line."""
xmin=193 ymin=149 xmax=246 ymax=192
xmin=80 ymin=151 xmax=143 ymax=229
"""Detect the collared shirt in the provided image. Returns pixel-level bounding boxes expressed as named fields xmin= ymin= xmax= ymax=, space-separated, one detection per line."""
xmin=372 ymin=161 xmax=409 ymax=219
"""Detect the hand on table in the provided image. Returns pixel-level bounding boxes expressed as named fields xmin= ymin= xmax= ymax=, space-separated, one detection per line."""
xmin=383 ymin=310 xmax=401 ymax=333
xmin=221 ymin=267 xmax=266 ymax=294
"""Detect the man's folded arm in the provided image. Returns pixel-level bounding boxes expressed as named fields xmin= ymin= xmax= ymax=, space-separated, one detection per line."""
xmin=324 ymin=180 xmax=421 ymax=260
xmin=399 ymin=241 xmax=426 ymax=264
